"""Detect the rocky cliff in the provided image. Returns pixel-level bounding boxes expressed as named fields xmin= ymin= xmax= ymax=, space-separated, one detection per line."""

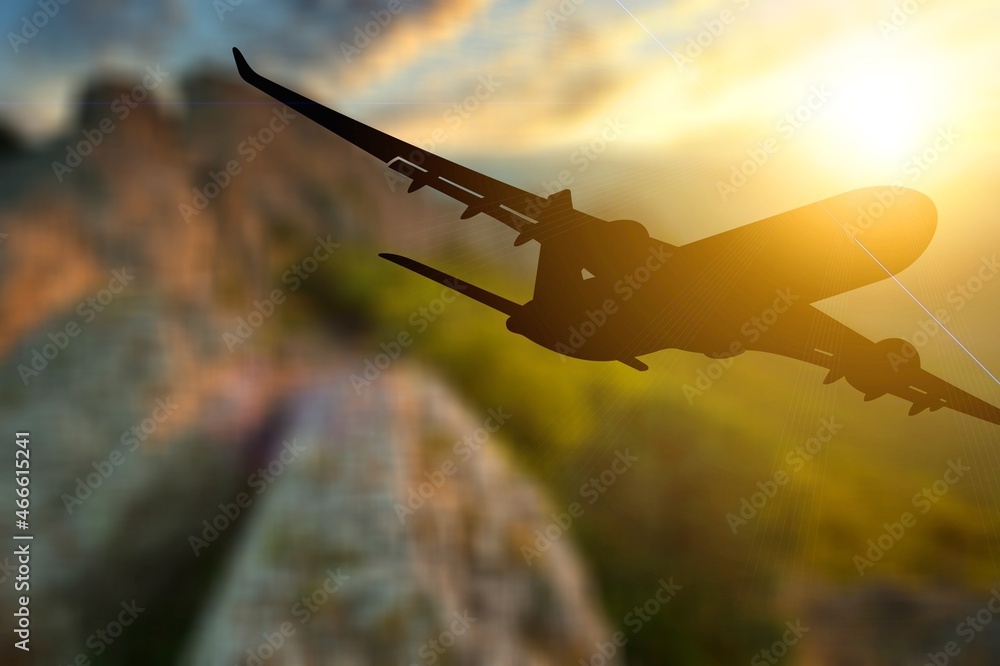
xmin=0 ymin=70 xmax=617 ymax=665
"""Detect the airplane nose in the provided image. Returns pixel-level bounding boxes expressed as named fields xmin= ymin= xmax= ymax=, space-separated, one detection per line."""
xmin=838 ymin=186 xmax=938 ymax=277
xmin=916 ymin=190 xmax=937 ymax=225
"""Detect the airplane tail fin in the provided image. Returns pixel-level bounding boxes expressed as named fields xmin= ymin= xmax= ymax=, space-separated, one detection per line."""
xmin=378 ymin=254 xmax=522 ymax=317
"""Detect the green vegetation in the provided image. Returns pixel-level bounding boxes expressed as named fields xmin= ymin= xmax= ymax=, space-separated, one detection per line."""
xmin=274 ymin=240 xmax=999 ymax=663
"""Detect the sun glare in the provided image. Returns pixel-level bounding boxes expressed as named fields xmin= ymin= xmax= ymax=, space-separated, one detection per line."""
xmin=829 ymin=62 xmax=941 ymax=164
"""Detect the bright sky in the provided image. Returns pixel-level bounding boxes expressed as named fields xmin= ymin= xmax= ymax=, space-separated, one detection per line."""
xmin=2 ymin=0 xmax=998 ymax=396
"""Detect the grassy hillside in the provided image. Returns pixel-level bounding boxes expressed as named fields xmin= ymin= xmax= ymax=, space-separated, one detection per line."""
xmin=271 ymin=241 xmax=1000 ymax=663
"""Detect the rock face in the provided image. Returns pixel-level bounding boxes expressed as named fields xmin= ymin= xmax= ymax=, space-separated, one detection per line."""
xmin=0 ymin=299 xmax=272 ymax=666
xmin=183 ymin=369 xmax=615 ymax=666
xmin=0 ymin=71 xmax=618 ymax=665
xmin=0 ymin=306 xmax=616 ymax=665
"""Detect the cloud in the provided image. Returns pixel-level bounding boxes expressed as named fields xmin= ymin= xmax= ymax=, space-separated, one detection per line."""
xmin=3 ymin=0 xmax=998 ymax=166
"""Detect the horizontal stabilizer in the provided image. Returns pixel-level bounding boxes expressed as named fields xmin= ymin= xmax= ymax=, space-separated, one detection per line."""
xmin=379 ymin=254 xmax=522 ymax=317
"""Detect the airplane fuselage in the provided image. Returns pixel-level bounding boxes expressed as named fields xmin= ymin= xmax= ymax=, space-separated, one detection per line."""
xmin=505 ymin=214 xmax=805 ymax=365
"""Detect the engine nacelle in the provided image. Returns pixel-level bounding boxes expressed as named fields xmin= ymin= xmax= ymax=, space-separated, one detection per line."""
xmin=878 ymin=337 xmax=920 ymax=374
xmin=610 ymin=219 xmax=651 ymax=240
xmin=844 ymin=338 xmax=920 ymax=399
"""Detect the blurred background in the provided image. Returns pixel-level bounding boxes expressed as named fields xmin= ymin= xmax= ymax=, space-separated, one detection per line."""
xmin=1 ymin=0 xmax=999 ymax=663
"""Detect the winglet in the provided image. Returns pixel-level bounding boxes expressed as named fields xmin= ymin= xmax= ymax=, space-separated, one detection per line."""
xmin=232 ymin=47 xmax=254 ymax=82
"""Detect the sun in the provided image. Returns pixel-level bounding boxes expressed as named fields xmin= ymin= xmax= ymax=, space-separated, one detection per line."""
xmin=828 ymin=61 xmax=942 ymax=164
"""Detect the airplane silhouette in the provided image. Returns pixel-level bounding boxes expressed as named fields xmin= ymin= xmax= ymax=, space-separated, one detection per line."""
xmin=232 ymin=47 xmax=1000 ymax=427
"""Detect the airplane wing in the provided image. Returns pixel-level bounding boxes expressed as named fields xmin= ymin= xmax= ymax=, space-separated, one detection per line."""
xmin=676 ymin=187 xmax=938 ymax=305
xmin=742 ymin=303 xmax=1000 ymax=426
xmin=232 ymin=47 xmax=554 ymax=238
